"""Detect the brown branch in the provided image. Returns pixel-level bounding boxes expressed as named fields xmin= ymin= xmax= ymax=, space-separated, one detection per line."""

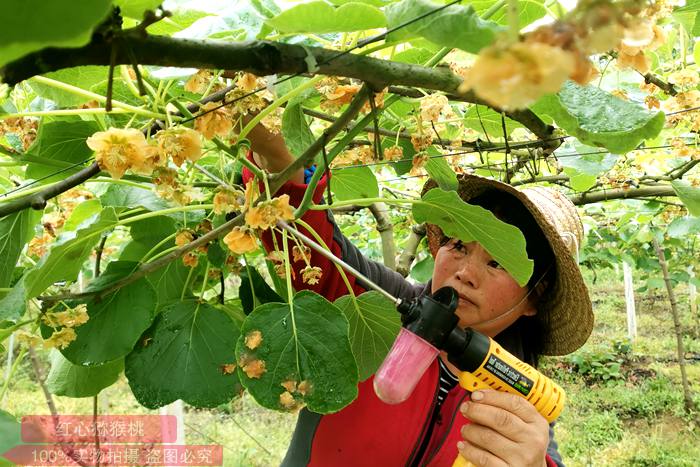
xmin=94 ymin=235 xmax=108 ymax=277
xmin=1 ymin=33 xmax=553 ymax=141
xmin=1 ymin=35 xmax=461 ymax=94
xmin=643 ymin=72 xmax=677 ymax=96
xmin=568 ymin=185 xmax=677 ymax=205
xmin=0 ymin=162 xmax=101 ymax=219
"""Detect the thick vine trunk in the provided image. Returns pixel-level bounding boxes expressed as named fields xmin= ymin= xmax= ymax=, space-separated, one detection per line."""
xmin=368 ymin=202 xmax=396 ymax=270
xmin=651 ymin=237 xmax=695 ymax=413
xmin=396 ymin=223 xmax=426 ymax=277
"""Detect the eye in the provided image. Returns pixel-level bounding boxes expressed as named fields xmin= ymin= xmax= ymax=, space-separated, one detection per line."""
xmin=450 ymin=240 xmax=467 ymax=253
xmin=488 ymin=260 xmax=504 ymax=269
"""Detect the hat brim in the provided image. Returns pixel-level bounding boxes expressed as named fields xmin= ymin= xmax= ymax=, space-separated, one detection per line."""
xmin=423 ymin=174 xmax=593 ymax=356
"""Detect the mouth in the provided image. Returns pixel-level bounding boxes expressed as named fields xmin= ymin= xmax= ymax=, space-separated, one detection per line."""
xmin=457 ymin=293 xmax=477 ymax=308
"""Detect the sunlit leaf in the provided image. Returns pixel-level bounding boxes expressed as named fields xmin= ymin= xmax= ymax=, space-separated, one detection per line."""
xmin=282 ymin=103 xmax=316 ymax=159
xmin=267 ymin=1 xmax=386 ymax=33
xmin=672 ymin=180 xmax=700 ymax=217
xmin=385 ymin=0 xmax=503 ymax=53
xmin=413 ymin=188 xmax=533 ymax=286
xmin=536 ymin=81 xmax=665 ymax=153
xmin=0 ymin=0 xmax=112 ymax=68
xmin=332 ymin=166 xmax=379 ymax=201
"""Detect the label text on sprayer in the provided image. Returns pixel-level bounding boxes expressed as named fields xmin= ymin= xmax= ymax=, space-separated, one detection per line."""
xmin=483 ymin=355 xmax=534 ymax=396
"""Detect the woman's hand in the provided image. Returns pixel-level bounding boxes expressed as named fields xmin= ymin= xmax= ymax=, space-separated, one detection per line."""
xmin=458 ymin=390 xmax=550 ymax=467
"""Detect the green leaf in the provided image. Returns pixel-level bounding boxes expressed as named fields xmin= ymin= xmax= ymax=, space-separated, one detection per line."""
xmin=282 ymin=104 xmax=316 ymax=159
xmin=24 ymin=208 xmax=118 ymax=298
xmin=564 ymin=171 xmax=597 ymax=192
xmin=672 ymin=180 xmax=700 ymax=217
xmin=125 ymin=300 xmax=242 ymax=408
xmin=54 ymin=272 xmax=157 ymax=366
xmin=119 ymin=217 xmax=191 ymax=306
xmin=46 ymin=350 xmax=123 ymax=397
xmin=463 ymin=105 xmax=522 ymax=137
xmin=207 ymin=241 xmax=227 ymax=268
xmin=113 ymin=0 xmax=162 ymax=19
xmin=425 ymin=155 xmax=458 ymax=191
xmin=0 ymin=0 xmax=112 ymax=68
xmin=100 ymin=184 xmax=172 ymax=212
xmin=332 ymin=166 xmax=379 ymax=201
xmin=0 ymin=278 xmax=27 ymax=323
xmin=29 ymin=67 xmax=108 ymax=107
xmin=391 ymin=47 xmax=434 ymax=65
xmin=472 ymin=0 xmax=546 ymax=27
xmin=239 ymin=265 xmax=284 ymax=315
xmin=413 ymin=188 xmax=533 ymax=286
xmin=673 ymin=0 xmax=700 ymax=35
xmin=410 ymin=255 xmax=434 ymax=283
xmin=385 ymin=0 xmax=504 ymax=54
xmin=334 ymin=291 xmax=401 ymax=381
xmin=667 ymin=216 xmax=700 ymax=238
xmin=556 ymin=142 xmax=618 ymax=176
xmin=267 ymin=2 xmax=386 ymax=33
xmin=62 ymin=199 xmax=102 ymax=232
xmin=25 ymin=120 xmax=101 ymax=183
xmin=146 ymin=10 xmax=212 ymax=35
xmin=0 ymin=210 xmax=40 ymax=291
xmin=237 ymin=291 xmax=358 ymax=413
xmin=537 ymin=82 xmax=665 ymax=153
xmin=0 ymin=409 xmax=21 ymax=462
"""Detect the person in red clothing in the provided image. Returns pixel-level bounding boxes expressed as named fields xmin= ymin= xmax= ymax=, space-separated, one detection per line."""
xmin=243 ymin=121 xmax=593 ymax=467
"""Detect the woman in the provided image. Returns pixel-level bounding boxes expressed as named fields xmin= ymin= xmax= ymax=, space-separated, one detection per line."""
xmin=242 ymin=124 xmax=593 ymax=467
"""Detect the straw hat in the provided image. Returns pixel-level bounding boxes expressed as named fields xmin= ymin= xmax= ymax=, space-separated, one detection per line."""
xmin=423 ymin=174 xmax=593 ymax=356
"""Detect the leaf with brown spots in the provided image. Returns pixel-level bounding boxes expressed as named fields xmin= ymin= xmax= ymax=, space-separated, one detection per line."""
xmin=245 ymin=330 xmax=263 ymax=349
xmin=235 ymin=290 xmax=358 ymax=414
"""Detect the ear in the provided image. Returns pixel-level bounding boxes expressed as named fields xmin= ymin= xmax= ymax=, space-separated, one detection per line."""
xmin=521 ymin=301 xmax=537 ymax=317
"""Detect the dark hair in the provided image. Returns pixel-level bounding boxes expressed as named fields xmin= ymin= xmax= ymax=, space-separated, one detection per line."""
xmin=439 ymin=189 xmax=555 ymax=366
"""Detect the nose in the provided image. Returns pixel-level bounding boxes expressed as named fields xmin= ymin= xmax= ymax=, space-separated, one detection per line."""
xmin=454 ymin=251 xmax=482 ymax=289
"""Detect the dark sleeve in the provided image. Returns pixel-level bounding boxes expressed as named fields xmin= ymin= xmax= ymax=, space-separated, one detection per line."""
xmin=280 ymin=409 xmax=322 ymax=467
xmin=326 ymin=209 xmax=425 ymax=302
xmin=242 ymin=158 xmax=424 ymax=303
xmin=545 ymin=422 xmax=565 ymax=467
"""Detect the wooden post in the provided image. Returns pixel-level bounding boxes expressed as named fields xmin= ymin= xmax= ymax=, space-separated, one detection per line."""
xmin=623 ymin=261 xmax=637 ymax=340
xmin=160 ymin=400 xmax=185 ymax=450
xmin=4 ymin=332 xmax=14 ymax=381
xmin=689 ymin=266 xmax=697 ymax=317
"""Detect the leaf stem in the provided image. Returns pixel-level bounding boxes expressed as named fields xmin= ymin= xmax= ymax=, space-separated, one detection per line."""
xmin=30 ymin=76 xmax=173 ymax=120
xmin=293 ymin=219 xmax=356 ymax=300
xmin=118 ymin=204 xmax=213 ymax=227
xmin=309 ymin=198 xmax=419 ymax=211
xmin=281 ymin=230 xmax=302 ymax=376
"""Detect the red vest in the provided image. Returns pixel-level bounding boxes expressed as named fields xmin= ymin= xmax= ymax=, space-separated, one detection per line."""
xmin=309 ymin=359 xmax=470 ymax=467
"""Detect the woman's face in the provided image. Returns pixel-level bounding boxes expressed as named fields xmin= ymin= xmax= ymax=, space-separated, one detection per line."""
xmin=431 ymin=239 xmax=537 ymax=337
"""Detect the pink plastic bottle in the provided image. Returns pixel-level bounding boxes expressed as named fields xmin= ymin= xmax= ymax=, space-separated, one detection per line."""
xmin=373 ymin=328 xmax=440 ymax=404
